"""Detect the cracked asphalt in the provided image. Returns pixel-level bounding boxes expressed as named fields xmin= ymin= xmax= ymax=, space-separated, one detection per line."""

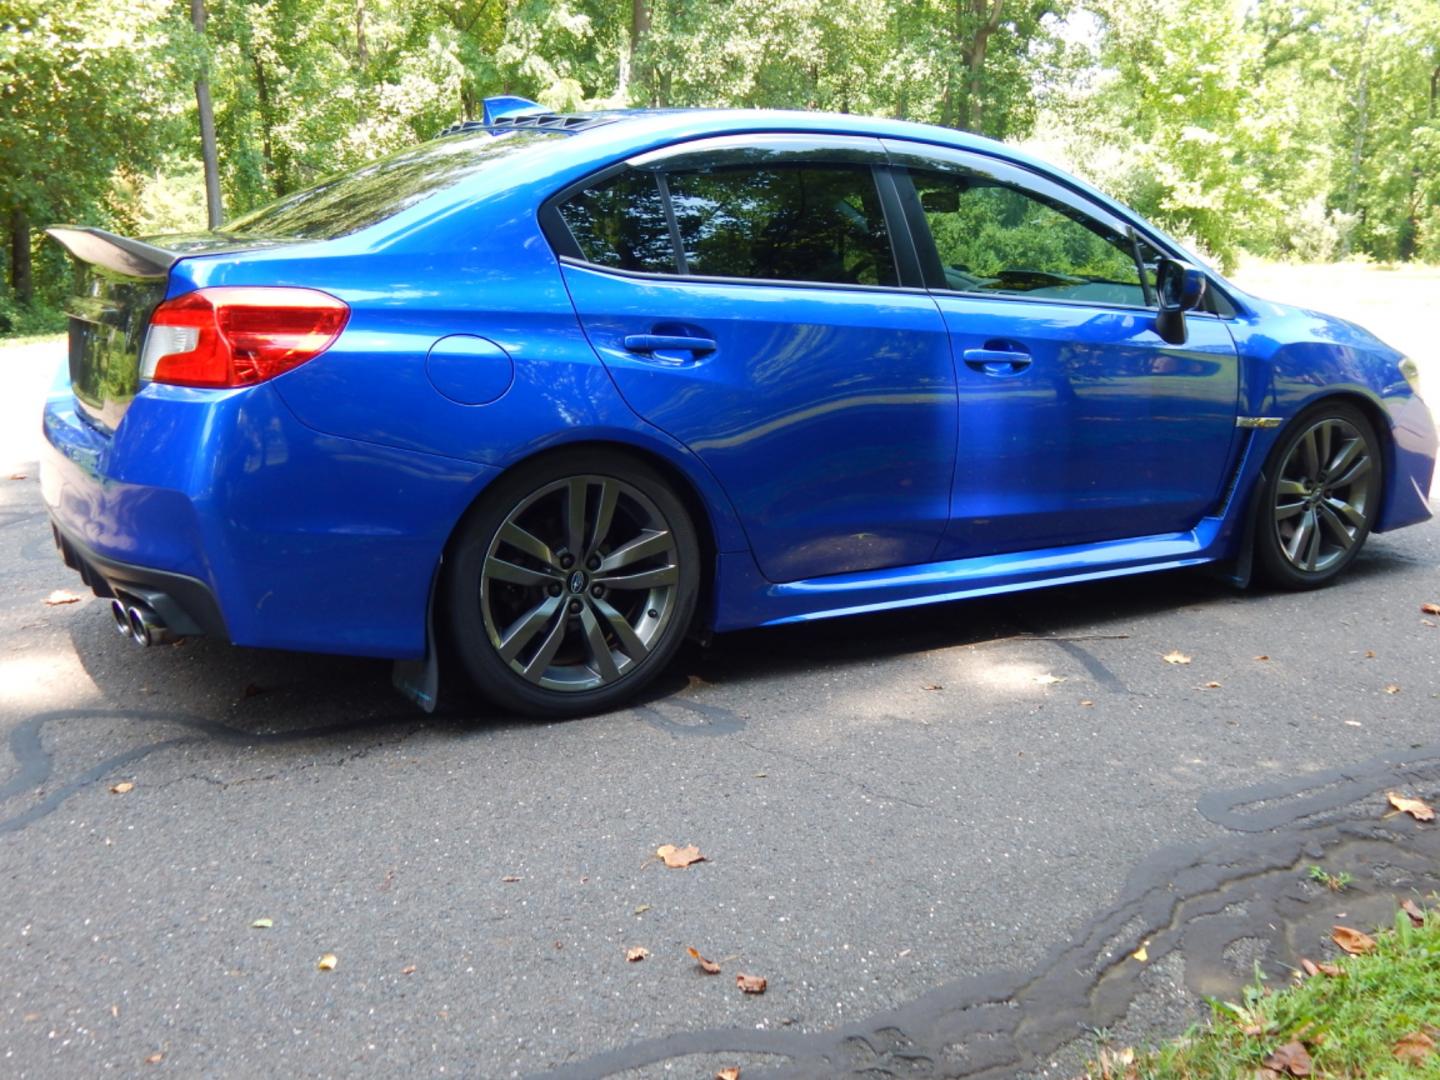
xmin=2 ymin=267 xmax=1438 ymax=1079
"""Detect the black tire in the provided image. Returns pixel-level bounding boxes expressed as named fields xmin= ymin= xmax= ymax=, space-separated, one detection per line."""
xmin=443 ymin=449 xmax=701 ymax=717
xmin=1254 ymin=401 xmax=1383 ymax=590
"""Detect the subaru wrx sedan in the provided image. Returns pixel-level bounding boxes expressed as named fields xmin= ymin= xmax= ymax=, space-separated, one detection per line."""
xmin=42 ymin=101 xmax=1437 ymax=716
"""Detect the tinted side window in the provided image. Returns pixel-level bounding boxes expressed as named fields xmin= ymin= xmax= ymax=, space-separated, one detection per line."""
xmin=558 ymin=171 xmax=675 ymax=273
xmin=908 ymin=168 xmax=1149 ymax=307
xmin=666 ymin=165 xmax=897 ymax=286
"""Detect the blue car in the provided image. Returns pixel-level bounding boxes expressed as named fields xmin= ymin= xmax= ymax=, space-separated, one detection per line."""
xmin=41 ymin=100 xmax=1437 ymax=716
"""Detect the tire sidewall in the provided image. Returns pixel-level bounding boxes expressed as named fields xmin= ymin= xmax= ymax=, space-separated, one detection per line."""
xmin=1254 ymin=401 xmax=1383 ymax=589
xmin=444 ymin=450 xmax=701 ymax=717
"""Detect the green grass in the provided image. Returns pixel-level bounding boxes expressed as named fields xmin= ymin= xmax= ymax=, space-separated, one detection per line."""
xmin=1083 ymin=906 xmax=1440 ymax=1079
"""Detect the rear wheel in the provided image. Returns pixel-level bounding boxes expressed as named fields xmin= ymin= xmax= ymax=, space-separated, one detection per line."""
xmin=444 ymin=450 xmax=700 ymax=717
xmin=1255 ymin=402 xmax=1382 ymax=589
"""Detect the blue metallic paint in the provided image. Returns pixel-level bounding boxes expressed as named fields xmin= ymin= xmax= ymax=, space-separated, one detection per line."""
xmin=39 ymin=108 xmax=1436 ymax=663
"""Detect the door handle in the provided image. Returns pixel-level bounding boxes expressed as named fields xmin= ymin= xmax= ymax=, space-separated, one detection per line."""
xmin=622 ymin=334 xmax=718 ymax=357
xmin=962 ymin=347 xmax=1032 ymax=376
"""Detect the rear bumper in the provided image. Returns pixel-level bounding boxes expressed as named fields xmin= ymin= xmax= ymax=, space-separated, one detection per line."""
xmin=48 ymin=514 xmax=229 ymax=639
xmin=39 ymin=379 xmax=499 ymax=659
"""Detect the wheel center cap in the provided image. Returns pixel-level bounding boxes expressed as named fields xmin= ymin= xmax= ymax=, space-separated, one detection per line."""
xmin=568 ymin=570 xmax=587 ymax=594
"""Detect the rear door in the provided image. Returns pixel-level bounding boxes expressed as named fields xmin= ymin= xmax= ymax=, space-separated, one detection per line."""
xmin=550 ymin=135 xmax=957 ymax=583
xmin=883 ymin=141 xmax=1241 ymax=559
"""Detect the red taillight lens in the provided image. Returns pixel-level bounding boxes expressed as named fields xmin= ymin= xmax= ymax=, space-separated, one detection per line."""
xmin=141 ymin=287 xmax=350 ymax=388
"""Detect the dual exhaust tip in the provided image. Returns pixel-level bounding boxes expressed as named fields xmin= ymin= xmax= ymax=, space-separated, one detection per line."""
xmin=110 ymin=598 xmax=175 ymax=647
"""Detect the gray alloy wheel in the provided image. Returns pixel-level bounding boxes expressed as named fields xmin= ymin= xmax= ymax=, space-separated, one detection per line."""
xmin=1257 ymin=403 xmax=1382 ymax=588
xmin=445 ymin=450 xmax=700 ymax=717
xmin=480 ymin=475 xmax=680 ymax=692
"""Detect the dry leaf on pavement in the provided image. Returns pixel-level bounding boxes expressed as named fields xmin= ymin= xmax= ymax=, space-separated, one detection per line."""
xmin=501 ymin=875 xmax=521 ymax=883
xmin=736 ymin=973 xmax=767 ymax=994
xmin=45 ymin=590 xmax=81 ymax=606
xmin=1364 ymin=649 xmax=1377 ymax=658
xmin=1202 ymin=681 xmax=1222 ymax=689
xmin=922 ymin=683 xmax=943 ymax=691
xmin=657 ymin=844 xmax=706 ymax=868
xmin=1262 ymin=1040 xmax=1313 ymax=1076
xmin=1163 ymin=651 xmax=1192 ymax=665
xmin=401 ymin=965 xmax=416 ymax=975
xmin=1254 ymin=654 xmax=1270 ymax=661
xmin=145 ymin=1052 xmax=164 ymax=1065
xmin=1331 ymin=926 xmax=1376 ymax=955
xmin=1402 ymin=899 xmax=1426 ymax=926
xmin=1080 ymin=700 xmax=1094 ymax=707
xmin=626 ymin=947 xmax=649 ymax=963
xmin=716 ymin=1069 xmax=741 ymax=1080
xmin=1298 ymin=957 xmax=1319 ymax=977
xmin=1385 ymin=684 xmax=1401 ymax=695
xmin=1421 ymin=603 xmax=1440 ymax=616
xmin=1393 ymin=1031 xmax=1436 ymax=1065
xmin=1314 ymin=961 xmax=1343 ymax=976
xmin=317 ymin=953 xmax=338 ymax=971
xmin=687 ymin=947 xmax=720 ymax=974
xmin=250 ymin=917 xmax=273 ymax=929
xmin=9 ymin=472 xmax=27 ymax=480
xmin=1033 ymin=673 xmax=1064 ymax=686
xmin=1387 ymin=792 xmax=1435 ymax=821
xmin=110 ymin=781 xmax=134 ymax=794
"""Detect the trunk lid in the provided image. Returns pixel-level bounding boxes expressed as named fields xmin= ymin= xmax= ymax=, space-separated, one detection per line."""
xmin=47 ymin=227 xmax=290 ymax=430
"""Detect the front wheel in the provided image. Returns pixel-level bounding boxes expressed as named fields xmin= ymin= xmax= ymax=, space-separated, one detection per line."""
xmin=1254 ymin=402 xmax=1383 ymax=589
xmin=444 ymin=450 xmax=700 ymax=717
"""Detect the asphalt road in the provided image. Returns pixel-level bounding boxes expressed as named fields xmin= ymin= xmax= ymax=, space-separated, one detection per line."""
xmin=2 ymin=327 xmax=1438 ymax=1080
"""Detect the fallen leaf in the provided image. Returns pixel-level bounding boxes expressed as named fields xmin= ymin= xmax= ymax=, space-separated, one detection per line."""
xmin=1394 ymin=1031 xmax=1436 ymax=1065
xmin=736 ymin=973 xmax=767 ymax=994
xmin=1385 ymin=684 xmax=1401 ymax=695
xmin=626 ymin=947 xmax=649 ymax=963
xmin=1344 ymin=720 xmax=1362 ymax=727
xmin=1254 ymin=655 xmax=1270 ymax=661
xmin=687 ymin=946 xmax=721 ymax=974
xmin=1402 ymin=899 xmax=1426 ymax=926
xmin=1163 ymin=651 xmax=1192 ymax=665
xmin=1331 ymin=926 xmax=1376 ymax=955
xmin=401 ymin=965 xmax=416 ymax=975
xmin=633 ymin=904 xmax=651 ymax=915
xmin=922 ymin=683 xmax=943 ymax=691
xmin=1033 ymin=673 xmax=1064 ymax=686
xmin=1254 ymin=1069 xmax=1285 ymax=1080
xmin=317 ymin=953 xmax=338 ymax=971
xmin=753 ymin=772 xmax=767 ymax=778
xmin=45 ymin=589 xmax=81 ymax=606
xmin=1424 ymin=619 xmax=1438 ymax=628
xmin=250 ymin=917 xmax=273 ymax=930
xmin=1202 ymin=681 xmax=1222 ymax=689
xmin=656 ymin=844 xmax=706 ymax=869
xmin=1131 ymin=944 xmax=1148 ymax=962
xmin=1079 ymin=700 xmax=1094 ymax=707
xmin=10 ymin=472 xmax=27 ymax=480
xmin=1364 ymin=649 xmax=1377 ymax=658
xmin=145 ymin=1052 xmax=164 ymax=1065
xmin=110 ymin=781 xmax=134 ymax=794
xmin=1299 ymin=957 xmax=1320 ymax=977
xmin=1314 ymin=962 xmax=1343 ymax=976
xmin=1387 ymin=792 xmax=1435 ymax=821
xmin=716 ymin=1069 xmax=741 ymax=1080
xmin=1421 ymin=603 xmax=1440 ymax=616
xmin=501 ymin=875 xmax=521 ymax=883
xmin=1262 ymin=1040 xmax=1313 ymax=1076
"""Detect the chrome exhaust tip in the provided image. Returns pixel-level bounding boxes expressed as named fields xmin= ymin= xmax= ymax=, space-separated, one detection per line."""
xmin=125 ymin=602 xmax=174 ymax=647
xmin=111 ymin=599 xmax=133 ymax=639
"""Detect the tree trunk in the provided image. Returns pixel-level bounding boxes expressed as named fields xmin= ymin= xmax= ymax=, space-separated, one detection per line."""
xmin=355 ymin=0 xmax=369 ymax=68
xmin=628 ymin=0 xmax=651 ymax=104
xmin=955 ymin=0 xmax=1003 ymax=134
xmin=9 ymin=209 xmax=32 ymax=307
xmin=253 ymin=55 xmax=280 ymax=193
xmin=192 ymin=0 xmax=223 ymax=230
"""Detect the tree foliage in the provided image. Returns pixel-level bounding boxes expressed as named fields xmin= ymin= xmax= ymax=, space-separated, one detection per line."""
xmin=3 ymin=0 xmax=1438 ymax=328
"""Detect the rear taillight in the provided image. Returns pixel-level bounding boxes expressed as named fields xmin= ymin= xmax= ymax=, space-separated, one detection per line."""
xmin=141 ymin=286 xmax=349 ymax=388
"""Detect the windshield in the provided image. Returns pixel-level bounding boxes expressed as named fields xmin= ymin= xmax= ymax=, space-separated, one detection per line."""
xmin=226 ymin=130 xmax=565 ymax=240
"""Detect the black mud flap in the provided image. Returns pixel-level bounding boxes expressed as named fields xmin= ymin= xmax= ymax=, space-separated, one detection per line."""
xmin=392 ymin=567 xmax=442 ymax=713
xmin=1213 ymin=468 xmax=1267 ymax=589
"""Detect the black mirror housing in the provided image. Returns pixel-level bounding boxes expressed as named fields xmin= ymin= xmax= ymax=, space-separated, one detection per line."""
xmin=1153 ymin=258 xmax=1207 ymax=345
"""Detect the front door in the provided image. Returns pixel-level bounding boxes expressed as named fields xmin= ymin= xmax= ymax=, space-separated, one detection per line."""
xmin=887 ymin=143 xmax=1241 ymax=558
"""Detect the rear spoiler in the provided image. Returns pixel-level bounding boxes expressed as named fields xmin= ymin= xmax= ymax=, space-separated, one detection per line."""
xmin=46 ymin=226 xmax=176 ymax=280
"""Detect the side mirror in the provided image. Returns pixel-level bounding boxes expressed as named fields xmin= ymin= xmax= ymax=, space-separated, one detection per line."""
xmin=1153 ymin=258 xmax=1207 ymax=345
